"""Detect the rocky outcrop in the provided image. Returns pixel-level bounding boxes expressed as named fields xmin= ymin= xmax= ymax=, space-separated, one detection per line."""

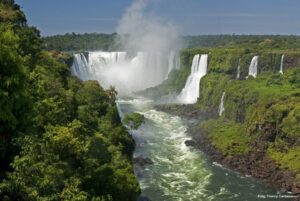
xmin=137 ymin=196 xmax=152 ymax=201
xmin=155 ymin=104 xmax=218 ymax=120
xmin=133 ymin=157 xmax=154 ymax=167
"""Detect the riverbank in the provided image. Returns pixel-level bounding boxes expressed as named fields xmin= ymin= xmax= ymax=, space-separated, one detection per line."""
xmin=155 ymin=104 xmax=300 ymax=200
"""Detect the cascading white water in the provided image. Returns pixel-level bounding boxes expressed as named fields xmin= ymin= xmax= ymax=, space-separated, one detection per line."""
xmin=71 ymin=51 xmax=179 ymax=94
xmin=218 ymin=92 xmax=225 ymax=116
xmin=279 ymin=54 xmax=284 ymax=74
xmin=177 ymin=54 xmax=208 ymax=104
xmin=116 ymin=102 xmax=124 ymax=119
xmin=71 ymin=53 xmax=90 ymax=80
xmin=248 ymin=56 xmax=259 ymax=78
xmin=236 ymin=58 xmax=241 ymax=79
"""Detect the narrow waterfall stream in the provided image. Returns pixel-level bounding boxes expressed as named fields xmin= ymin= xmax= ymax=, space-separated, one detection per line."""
xmin=248 ymin=56 xmax=259 ymax=78
xmin=280 ymin=54 xmax=285 ymax=74
xmin=165 ymin=51 xmax=180 ymax=79
xmin=218 ymin=92 xmax=225 ymax=116
xmin=236 ymin=58 xmax=241 ymax=79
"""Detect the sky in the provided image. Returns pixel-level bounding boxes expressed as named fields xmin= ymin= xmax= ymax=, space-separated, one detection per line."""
xmin=15 ymin=0 xmax=300 ymax=36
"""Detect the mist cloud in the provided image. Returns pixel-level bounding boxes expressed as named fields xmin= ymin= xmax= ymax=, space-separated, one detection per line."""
xmin=76 ymin=0 xmax=181 ymax=96
xmin=116 ymin=0 xmax=179 ymax=54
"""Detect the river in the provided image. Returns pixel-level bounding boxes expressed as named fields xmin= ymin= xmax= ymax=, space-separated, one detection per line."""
xmin=117 ymin=96 xmax=293 ymax=201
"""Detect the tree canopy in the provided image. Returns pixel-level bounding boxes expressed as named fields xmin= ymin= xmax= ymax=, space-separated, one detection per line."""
xmin=0 ymin=1 xmax=140 ymax=200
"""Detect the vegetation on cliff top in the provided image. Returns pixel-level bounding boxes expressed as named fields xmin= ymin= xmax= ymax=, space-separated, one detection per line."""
xmin=183 ymin=35 xmax=300 ymax=50
xmin=197 ymin=59 xmax=300 ymax=192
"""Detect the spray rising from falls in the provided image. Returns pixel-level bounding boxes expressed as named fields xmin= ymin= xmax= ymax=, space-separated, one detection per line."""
xmin=71 ymin=52 xmax=127 ymax=81
xmin=248 ymin=56 xmax=259 ymax=78
xmin=236 ymin=58 xmax=241 ymax=79
xmin=71 ymin=51 xmax=179 ymax=94
xmin=279 ymin=54 xmax=284 ymax=74
xmin=72 ymin=0 xmax=180 ymax=95
xmin=218 ymin=92 xmax=225 ymax=116
xmin=177 ymin=54 xmax=208 ymax=104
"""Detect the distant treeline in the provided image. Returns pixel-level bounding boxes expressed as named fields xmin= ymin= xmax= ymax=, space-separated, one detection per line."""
xmin=42 ymin=33 xmax=300 ymax=51
xmin=182 ymin=35 xmax=300 ymax=49
xmin=42 ymin=32 xmax=118 ymax=51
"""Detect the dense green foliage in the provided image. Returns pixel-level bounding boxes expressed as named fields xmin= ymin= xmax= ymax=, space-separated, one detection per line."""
xmin=196 ymin=57 xmax=300 ymax=190
xmin=42 ymin=33 xmax=117 ymax=51
xmin=0 ymin=24 xmax=30 ymax=174
xmin=0 ymin=1 xmax=139 ymax=200
xmin=183 ymin=35 xmax=300 ymax=50
xmin=123 ymin=113 xmax=145 ymax=130
xmin=199 ymin=120 xmax=249 ymax=157
xmin=198 ymin=67 xmax=299 ymax=152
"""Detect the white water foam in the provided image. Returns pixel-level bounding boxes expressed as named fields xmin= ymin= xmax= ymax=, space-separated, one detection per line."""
xmin=218 ymin=92 xmax=225 ymax=116
xmin=237 ymin=58 xmax=241 ymax=79
xmin=118 ymin=97 xmax=215 ymax=200
xmin=279 ymin=54 xmax=284 ymax=74
xmin=248 ymin=56 xmax=259 ymax=78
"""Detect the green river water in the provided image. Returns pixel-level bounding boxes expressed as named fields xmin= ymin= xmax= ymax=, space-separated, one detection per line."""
xmin=117 ymin=96 xmax=294 ymax=201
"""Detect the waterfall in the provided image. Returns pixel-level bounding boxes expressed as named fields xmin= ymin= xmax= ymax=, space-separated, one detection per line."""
xmin=248 ymin=56 xmax=259 ymax=78
xmin=172 ymin=51 xmax=180 ymax=71
xmin=177 ymin=54 xmax=208 ymax=104
xmin=279 ymin=54 xmax=284 ymax=74
xmin=71 ymin=51 xmax=176 ymax=94
xmin=175 ymin=52 xmax=180 ymax=70
xmin=71 ymin=53 xmax=91 ymax=81
xmin=236 ymin=58 xmax=241 ymax=79
xmin=116 ymin=102 xmax=124 ymax=119
xmin=166 ymin=51 xmax=175 ymax=77
xmin=218 ymin=92 xmax=225 ymax=116
xmin=165 ymin=51 xmax=180 ymax=79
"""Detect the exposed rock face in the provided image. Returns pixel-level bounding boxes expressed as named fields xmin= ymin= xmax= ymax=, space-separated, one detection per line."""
xmin=137 ymin=196 xmax=152 ymax=201
xmin=184 ymin=139 xmax=197 ymax=147
xmin=155 ymin=104 xmax=218 ymax=120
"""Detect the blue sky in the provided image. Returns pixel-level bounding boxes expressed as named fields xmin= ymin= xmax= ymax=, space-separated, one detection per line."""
xmin=15 ymin=0 xmax=300 ymax=36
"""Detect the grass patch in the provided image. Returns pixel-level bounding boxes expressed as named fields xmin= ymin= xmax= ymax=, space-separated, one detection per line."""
xmin=199 ymin=120 xmax=250 ymax=157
